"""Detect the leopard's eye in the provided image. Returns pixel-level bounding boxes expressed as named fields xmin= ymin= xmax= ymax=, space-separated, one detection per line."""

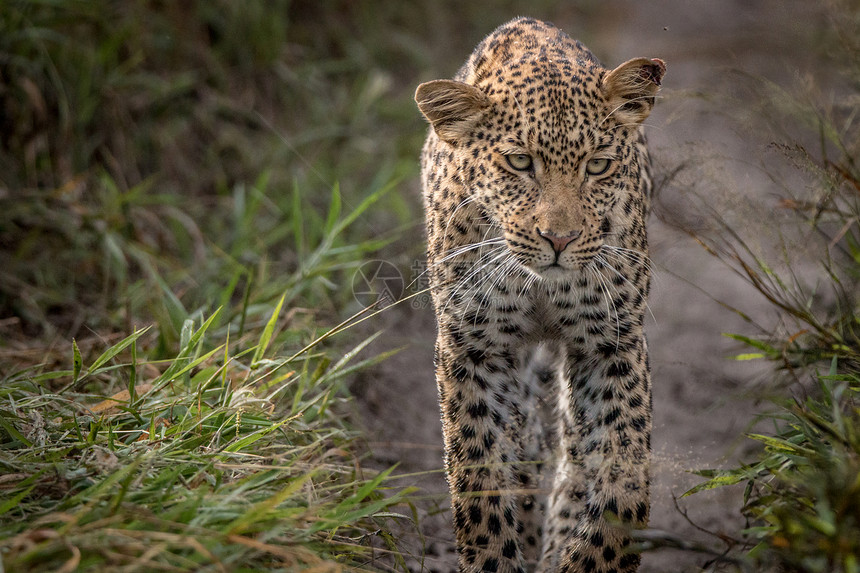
xmin=585 ymin=157 xmax=611 ymax=176
xmin=506 ymin=153 xmax=533 ymax=171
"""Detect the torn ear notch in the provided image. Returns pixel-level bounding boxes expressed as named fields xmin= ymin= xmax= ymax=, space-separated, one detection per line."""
xmin=601 ymin=57 xmax=666 ymax=125
xmin=415 ymin=79 xmax=491 ymax=144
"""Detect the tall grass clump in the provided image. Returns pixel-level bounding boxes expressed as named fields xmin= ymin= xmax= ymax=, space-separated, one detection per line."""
xmin=0 ymin=302 xmax=415 ymax=572
xmin=677 ymin=4 xmax=860 ymax=571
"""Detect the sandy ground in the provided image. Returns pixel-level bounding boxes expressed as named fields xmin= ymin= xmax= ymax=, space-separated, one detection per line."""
xmin=351 ymin=2 xmax=836 ymax=571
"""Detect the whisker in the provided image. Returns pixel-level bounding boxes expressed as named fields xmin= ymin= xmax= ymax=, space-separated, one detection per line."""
xmin=442 ymin=194 xmax=478 ymax=237
xmin=441 ymin=247 xmax=510 ymax=316
xmin=595 ymin=252 xmax=658 ymax=326
xmin=438 ymin=237 xmax=506 ymax=264
xmin=459 ymin=251 xmax=512 ymax=314
xmin=407 ymin=237 xmax=508 ymax=292
xmin=588 ymin=261 xmax=622 ymax=350
xmin=455 ymin=252 xmax=522 ymax=332
xmin=599 ymin=243 xmax=656 ymax=276
xmin=468 ymin=257 xmax=520 ymax=329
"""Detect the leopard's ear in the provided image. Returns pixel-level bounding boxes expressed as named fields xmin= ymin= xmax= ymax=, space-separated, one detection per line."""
xmin=415 ymin=80 xmax=491 ymax=144
xmin=601 ymin=58 xmax=666 ymax=126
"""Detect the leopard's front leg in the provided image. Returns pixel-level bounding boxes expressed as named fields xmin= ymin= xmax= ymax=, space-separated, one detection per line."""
xmin=435 ymin=323 xmax=528 ymax=573
xmin=541 ymin=337 xmax=651 ymax=573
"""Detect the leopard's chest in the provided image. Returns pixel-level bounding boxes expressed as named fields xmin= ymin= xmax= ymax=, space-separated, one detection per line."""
xmin=436 ymin=267 xmax=641 ymax=347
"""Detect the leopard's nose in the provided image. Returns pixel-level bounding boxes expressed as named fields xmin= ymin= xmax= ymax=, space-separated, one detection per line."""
xmin=537 ymin=228 xmax=582 ymax=254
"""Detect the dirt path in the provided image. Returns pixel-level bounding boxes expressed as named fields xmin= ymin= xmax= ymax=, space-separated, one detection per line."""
xmin=353 ymin=2 xmax=830 ymax=570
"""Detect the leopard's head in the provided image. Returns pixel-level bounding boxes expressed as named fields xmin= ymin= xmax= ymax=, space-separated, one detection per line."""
xmin=417 ymin=45 xmax=665 ymax=281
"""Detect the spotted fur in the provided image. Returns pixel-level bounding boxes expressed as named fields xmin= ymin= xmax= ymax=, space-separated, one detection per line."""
xmin=415 ymin=17 xmax=665 ymax=573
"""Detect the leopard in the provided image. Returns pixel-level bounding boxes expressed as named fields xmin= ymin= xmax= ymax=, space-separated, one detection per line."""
xmin=414 ymin=17 xmax=665 ymax=573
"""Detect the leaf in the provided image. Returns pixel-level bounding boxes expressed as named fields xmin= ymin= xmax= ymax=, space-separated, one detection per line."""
xmin=346 ymin=465 xmax=396 ymax=505
xmin=155 ymin=345 xmax=223 ymax=389
xmin=90 ymin=384 xmax=154 ymax=414
xmin=310 ymin=357 xmax=331 ymax=385
xmin=327 ymin=331 xmax=382 ymax=373
xmin=747 ymin=433 xmax=815 ymax=455
xmin=222 ymin=418 xmax=289 ymax=453
xmin=324 ymin=347 xmax=403 ymax=382
xmin=158 ymin=309 xmax=222 ymax=382
xmin=731 ymin=352 xmax=766 ymax=361
xmin=723 ymin=333 xmax=780 ymax=357
xmin=291 ymin=180 xmax=304 ymax=254
xmin=310 ymin=466 xmax=399 ymax=534
xmin=59 ymin=453 xmax=148 ymax=511
xmin=0 ymin=414 xmax=33 ymax=447
xmin=72 ymin=339 xmax=82 ymax=384
xmin=155 ymin=272 xmax=190 ymax=333
xmin=330 ymin=177 xmax=399 ymax=239
xmin=32 ymin=370 xmax=74 ymax=383
xmin=683 ymin=469 xmax=749 ymax=497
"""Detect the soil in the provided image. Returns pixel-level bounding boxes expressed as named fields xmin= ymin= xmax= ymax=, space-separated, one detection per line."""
xmin=351 ymin=2 xmax=837 ymax=571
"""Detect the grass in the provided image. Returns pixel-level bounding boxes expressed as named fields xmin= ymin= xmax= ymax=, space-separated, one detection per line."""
xmin=0 ymin=145 xmax=413 ymax=569
xmin=687 ymin=363 xmax=860 ymax=573
xmin=669 ymin=4 xmax=860 ymax=570
xmin=0 ymin=304 xmax=415 ymax=571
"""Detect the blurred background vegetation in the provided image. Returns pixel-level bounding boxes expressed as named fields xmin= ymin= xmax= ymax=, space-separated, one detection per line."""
xmin=1 ymin=0 xmax=424 ymax=348
xmin=0 ymin=0 xmax=858 ymax=571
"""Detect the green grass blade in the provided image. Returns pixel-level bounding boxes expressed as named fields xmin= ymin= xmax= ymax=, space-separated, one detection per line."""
xmin=682 ymin=470 xmax=748 ymax=497
xmin=72 ymin=339 xmax=82 ymax=384
xmin=252 ymin=294 xmax=285 ymax=367
xmin=324 ymin=182 xmax=342 ymax=235
xmin=0 ymin=469 xmax=48 ymax=516
xmin=225 ymin=472 xmax=314 ymax=535
xmin=222 ymin=418 xmax=288 ymax=453
xmin=180 ymin=318 xmax=194 ymax=351
xmin=0 ymin=414 xmax=33 ymax=447
xmin=291 ymin=180 xmax=304 ymax=255
xmin=86 ymin=327 xmax=152 ymax=375
xmin=58 ymin=453 xmax=149 ymax=512
xmin=330 ymin=177 xmax=399 ymax=238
